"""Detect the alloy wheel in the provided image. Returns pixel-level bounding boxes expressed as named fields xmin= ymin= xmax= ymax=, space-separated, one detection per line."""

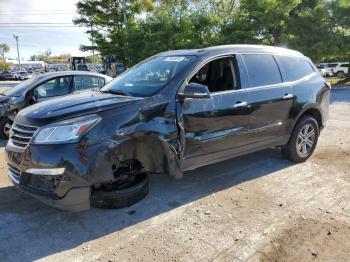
xmin=3 ymin=122 xmax=12 ymax=138
xmin=296 ymin=124 xmax=316 ymax=158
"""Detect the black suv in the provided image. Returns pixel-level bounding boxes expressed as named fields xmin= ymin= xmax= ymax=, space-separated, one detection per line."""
xmin=5 ymin=45 xmax=330 ymax=211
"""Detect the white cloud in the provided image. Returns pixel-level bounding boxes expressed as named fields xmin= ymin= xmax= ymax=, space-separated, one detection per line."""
xmin=0 ymin=0 xmax=91 ymax=60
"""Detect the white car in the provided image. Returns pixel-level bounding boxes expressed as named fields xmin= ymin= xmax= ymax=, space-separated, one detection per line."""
xmin=18 ymin=71 xmax=32 ymax=80
xmin=317 ymin=63 xmax=339 ymax=77
xmin=332 ymin=62 xmax=349 ymax=77
xmin=317 ymin=66 xmax=333 ymax=77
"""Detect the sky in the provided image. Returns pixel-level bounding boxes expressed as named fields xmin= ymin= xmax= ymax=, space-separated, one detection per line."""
xmin=0 ymin=0 xmax=91 ymax=61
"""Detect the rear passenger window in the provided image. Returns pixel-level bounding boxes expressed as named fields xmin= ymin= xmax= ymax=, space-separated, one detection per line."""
xmin=242 ymin=54 xmax=282 ymax=88
xmin=276 ymin=56 xmax=314 ymax=82
xmin=74 ymin=76 xmax=104 ymax=91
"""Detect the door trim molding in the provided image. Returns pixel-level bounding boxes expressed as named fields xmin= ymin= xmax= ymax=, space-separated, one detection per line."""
xmin=181 ymin=135 xmax=289 ymax=171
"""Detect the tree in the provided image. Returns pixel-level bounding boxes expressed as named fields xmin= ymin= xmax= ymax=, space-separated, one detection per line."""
xmin=282 ymin=0 xmax=350 ymax=63
xmin=30 ymin=49 xmax=52 ymax=63
xmin=0 ymin=61 xmax=10 ymax=70
xmin=39 ymin=49 xmax=52 ymax=63
xmin=74 ymin=0 xmax=350 ymax=71
xmin=74 ymin=0 xmax=154 ymax=65
xmin=0 ymin=43 xmax=10 ymax=70
xmin=328 ymin=0 xmax=350 ymax=77
xmin=30 ymin=54 xmax=38 ymax=61
xmin=86 ymin=54 xmax=102 ymax=63
xmin=49 ymin=53 xmax=71 ymax=63
xmin=240 ymin=0 xmax=301 ymax=45
xmin=74 ymin=0 xmax=240 ymax=65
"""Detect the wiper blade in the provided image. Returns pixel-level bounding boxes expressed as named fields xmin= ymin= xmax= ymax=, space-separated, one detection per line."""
xmin=101 ymin=89 xmax=131 ymax=96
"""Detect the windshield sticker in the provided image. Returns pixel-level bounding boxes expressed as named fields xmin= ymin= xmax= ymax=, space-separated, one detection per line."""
xmin=164 ymin=57 xmax=185 ymax=62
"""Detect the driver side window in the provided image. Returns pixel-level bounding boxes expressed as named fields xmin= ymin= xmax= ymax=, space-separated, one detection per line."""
xmin=189 ymin=57 xmax=239 ymax=93
xmin=34 ymin=76 xmax=72 ymax=98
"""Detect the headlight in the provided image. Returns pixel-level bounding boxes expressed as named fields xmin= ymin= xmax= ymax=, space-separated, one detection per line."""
xmin=34 ymin=115 xmax=100 ymax=144
xmin=0 ymin=96 xmax=15 ymax=105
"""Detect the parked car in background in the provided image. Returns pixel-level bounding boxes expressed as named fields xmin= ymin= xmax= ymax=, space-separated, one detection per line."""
xmin=0 ymin=71 xmax=16 ymax=81
xmin=332 ymin=62 xmax=349 ymax=77
xmin=0 ymin=71 xmax=112 ymax=139
xmin=18 ymin=71 xmax=32 ymax=80
xmin=5 ymin=45 xmax=330 ymax=211
xmin=317 ymin=63 xmax=338 ymax=77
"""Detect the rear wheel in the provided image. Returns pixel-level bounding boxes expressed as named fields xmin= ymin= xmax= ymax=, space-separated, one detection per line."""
xmin=336 ymin=71 xmax=345 ymax=78
xmin=282 ymin=115 xmax=319 ymax=162
xmin=0 ymin=117 xmax=12 ymax=139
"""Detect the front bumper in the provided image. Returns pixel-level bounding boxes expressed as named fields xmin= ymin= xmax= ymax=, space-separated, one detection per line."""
xmin=5 ymin=142 xmax=104 ymax=211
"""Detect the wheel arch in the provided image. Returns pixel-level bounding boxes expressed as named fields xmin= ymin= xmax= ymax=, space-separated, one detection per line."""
xmin=294 ymin=105 xmax=323 ymax=130
xmin=89 ymin=135 xmax=183 ymax=183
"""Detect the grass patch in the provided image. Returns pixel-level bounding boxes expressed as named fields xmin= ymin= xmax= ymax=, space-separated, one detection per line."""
xmin=325 ymin=77 xmax=350 ymax=86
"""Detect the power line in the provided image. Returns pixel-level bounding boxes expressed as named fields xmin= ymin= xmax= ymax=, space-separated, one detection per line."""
xmin=0 ymin=9 xmax=73 ymax=12
xmin=0 ymin=23 xmax=74 ymax=24
xmin=0 ymin=12 xmax=76 ymax=15
xmin=0 ymin=25 xmax=80 ymax=28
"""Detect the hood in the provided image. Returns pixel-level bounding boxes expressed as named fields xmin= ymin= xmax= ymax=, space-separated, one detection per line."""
xmin=0 ymin=94 xmax=10 ymax=104
xmin=16 ymin=91 xmax=143 ymax=126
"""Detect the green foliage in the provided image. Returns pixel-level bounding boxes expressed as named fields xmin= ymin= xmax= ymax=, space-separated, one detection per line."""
xmin=0 ymin=61 xmax=10 ymax=71
xmin=0 ymin=43 xmax=10 ymax=62
xmin=74 ymin=0 xmax=350 ymax=66
xmin=0 ymin=44 xmax=10 ymax=70
xmin=85 ymin=54 xmax=102 ymax=63
xmin=30 ymin=49 xmax=52 ymax=63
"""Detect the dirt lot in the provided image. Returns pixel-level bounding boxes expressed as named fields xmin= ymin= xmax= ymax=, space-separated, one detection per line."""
xmin=0 ymin=85 xmax=349 ymax=262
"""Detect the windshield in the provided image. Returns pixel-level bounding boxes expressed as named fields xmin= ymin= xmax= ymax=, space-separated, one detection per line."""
xmin=3 ymin=75 xmax=43 ymax=97
xmin=101 ymin=55 xmax=195 ymax=97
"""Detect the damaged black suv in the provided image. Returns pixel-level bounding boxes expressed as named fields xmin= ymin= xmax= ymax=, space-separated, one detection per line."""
xmin=5 ymin=45 xmax=330 ymax=211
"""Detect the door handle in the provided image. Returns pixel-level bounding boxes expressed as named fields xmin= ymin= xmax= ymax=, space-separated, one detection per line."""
xmin=282 ymin=93 xmax=294 ymax=100
xmin=233 ymin=101 xmax=249 ymax=108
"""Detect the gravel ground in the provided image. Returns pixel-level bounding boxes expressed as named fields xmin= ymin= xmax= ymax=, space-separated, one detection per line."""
xmin=0 ymin=85 xmax=349 ymax=262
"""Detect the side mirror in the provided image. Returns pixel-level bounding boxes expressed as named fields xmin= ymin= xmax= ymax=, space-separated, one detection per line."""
xmin=178 ymin=83 xmax=211 ymax=99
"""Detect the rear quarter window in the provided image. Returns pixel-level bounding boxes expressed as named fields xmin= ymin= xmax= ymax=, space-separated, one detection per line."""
xmin=276 ymin=56 xmax=315 ymax=82
xmin=241 ymin=54 xmax=282 ymax=88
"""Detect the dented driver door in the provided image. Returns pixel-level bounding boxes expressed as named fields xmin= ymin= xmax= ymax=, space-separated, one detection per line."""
xmin=177 ymin=55 xmax=255 ymax=169
xmin=177 ymin=89 xmax=253 ymax=169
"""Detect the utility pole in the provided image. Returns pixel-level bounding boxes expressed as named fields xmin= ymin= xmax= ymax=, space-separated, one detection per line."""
xmin=13 ymin=34 xmax=20 ymax=70
xmin=121 ymin=0 xmax=128 ymax=65
xmin=121 ymin=0 xmax=127 ymax=29
xmin=90 ymin=23 xmax=95 ymax=71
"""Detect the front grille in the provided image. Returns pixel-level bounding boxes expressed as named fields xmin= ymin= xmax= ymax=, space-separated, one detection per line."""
xmin=8 ymin=164 xmax=21 ymax=184
xmin=9 ymin=122 xmax=38 ymax=149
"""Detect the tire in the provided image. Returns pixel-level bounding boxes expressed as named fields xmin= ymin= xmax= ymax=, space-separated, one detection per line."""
xmin=281 ymin=115 xmax=319 ymax=162
xmin=336 ymin=71 xmax=345 ymax=78
xmin=91 ymin=172 xmax=149 ymax=209
xmin=0 ymin=117 xmax=12 ymax=140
